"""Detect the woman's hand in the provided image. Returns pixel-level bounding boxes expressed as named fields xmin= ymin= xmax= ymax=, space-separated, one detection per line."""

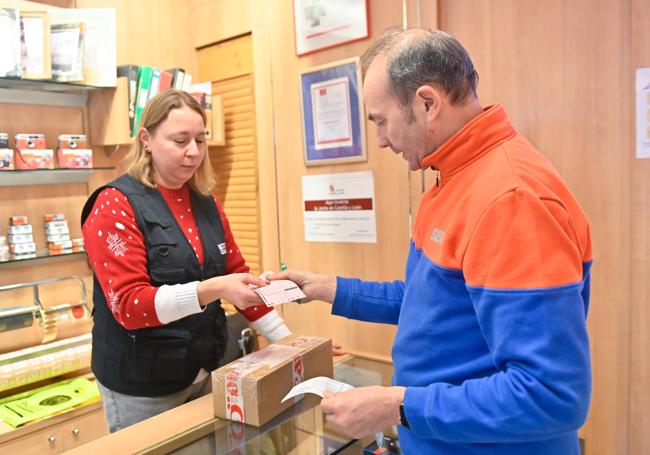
xmin=197 ymin=273 xmax=267 ymax=310
xmin=331 ymin=341 xmax=346 ymax=356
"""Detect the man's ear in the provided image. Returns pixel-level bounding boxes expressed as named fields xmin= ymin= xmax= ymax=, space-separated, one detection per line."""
xmin=415 ymin=85 xmax=442 ymax=119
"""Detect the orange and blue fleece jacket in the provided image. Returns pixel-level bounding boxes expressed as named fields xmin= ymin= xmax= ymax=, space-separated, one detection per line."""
xmin=333 ymin=104 xmax=592 ymax=454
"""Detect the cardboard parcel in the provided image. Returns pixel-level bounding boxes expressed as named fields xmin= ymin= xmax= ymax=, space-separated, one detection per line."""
xmin=212 ymin=335 xmax=332 ymax=427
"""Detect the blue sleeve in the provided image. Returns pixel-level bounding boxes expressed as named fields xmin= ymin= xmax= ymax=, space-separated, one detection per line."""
xmin=404 ymin=284 xmax=591 ymax=442
xmin=332 ymin=277 xmax=404 ymax=325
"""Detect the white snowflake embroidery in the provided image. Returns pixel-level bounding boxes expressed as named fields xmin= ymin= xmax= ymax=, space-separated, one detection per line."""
xmin=106 ymin=232 xmax=128 ymax=257
xmin=108 ymin=289 xmax=119 ymax=312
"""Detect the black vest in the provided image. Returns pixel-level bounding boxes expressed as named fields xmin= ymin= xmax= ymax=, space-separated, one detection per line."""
xmin=81 ymin=175 xmax=228 ymax=396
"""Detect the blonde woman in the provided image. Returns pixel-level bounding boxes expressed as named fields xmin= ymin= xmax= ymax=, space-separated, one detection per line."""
xmin=81 ymin=90 xmax=290 ymax=432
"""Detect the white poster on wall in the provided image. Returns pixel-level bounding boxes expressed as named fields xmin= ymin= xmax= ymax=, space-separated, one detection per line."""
xmin=301 ymin=171 xmax=376 ymax=243
xmin=636 ymin=67 xmax=650 ymax=159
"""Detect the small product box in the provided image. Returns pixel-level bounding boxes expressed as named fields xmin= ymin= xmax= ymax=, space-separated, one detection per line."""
xmin=48 ymin=239 xmax=73 ymax=250
xmin=7 ymin=224 xmax=33 ymax=235
xmin=8 ymin=234 xmax=34 ymax=244
xmin=46 ymin=234 xmax=71 ymax=243
xmin=9 ymin=216 xmax=29 ymax=226
xmin=212 ymin=335 xmax=332 ymax=427
xmin=45 ymin=220 xmax=70 ymax=236
xmin=44 ymin=213 xmax=66 ymax=222
xmin=14 ymin=134 xmax=54 ymax=170
xmin=9 ymin=242 xmax=36 ymax=254
xmin=57 ymin=134 xmax=92 ymax=168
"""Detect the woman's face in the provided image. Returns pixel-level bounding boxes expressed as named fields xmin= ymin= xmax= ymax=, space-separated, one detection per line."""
xmin=144 ymin=105 xmax=206 ymax=189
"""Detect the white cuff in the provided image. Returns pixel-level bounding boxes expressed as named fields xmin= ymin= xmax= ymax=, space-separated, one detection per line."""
xmin=154 ymin=282 xmax=203 ymax=324
xmin=250 ymin=310 xmax=292 ymax=343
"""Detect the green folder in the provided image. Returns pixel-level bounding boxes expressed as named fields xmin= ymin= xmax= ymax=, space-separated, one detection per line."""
xmin=0 ymin=377 xmax=100 ymax=427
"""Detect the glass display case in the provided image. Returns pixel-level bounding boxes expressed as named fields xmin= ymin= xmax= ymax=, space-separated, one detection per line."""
xmin=144 ymin=355 xmax=397 ymax=455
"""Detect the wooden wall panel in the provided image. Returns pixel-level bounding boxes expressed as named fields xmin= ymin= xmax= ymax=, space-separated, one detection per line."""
xmin=439 ymin=1 xmax=637 ymax=453
xmin=189 ymin=0 xmax=251 ymax=49
xmin=76 ymin=0 xmax=197 ymax=75
xmin=630 ymin=1 xmax=650 ymax=453
xmin=197 ymin=32 xmax=261 ymax=275
xmin=253 ymin=0 xmax=411 ymax=357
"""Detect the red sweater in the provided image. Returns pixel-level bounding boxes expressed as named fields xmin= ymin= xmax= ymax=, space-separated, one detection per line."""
xmin=82 ymin=184 xmax=272 ymax=330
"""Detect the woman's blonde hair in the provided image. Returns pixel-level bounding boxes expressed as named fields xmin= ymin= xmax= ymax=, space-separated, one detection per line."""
xmin=125 ymin=89 xmax=215 ymax=196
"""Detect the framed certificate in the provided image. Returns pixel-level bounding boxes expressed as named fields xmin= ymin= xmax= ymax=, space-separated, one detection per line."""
xmin=299 ymin=58 xmax=366 ymax=166
xmin=293 ymin=0 xmax=370 ymax=56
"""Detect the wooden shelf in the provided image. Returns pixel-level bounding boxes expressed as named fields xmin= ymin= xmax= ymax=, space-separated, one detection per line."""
xmin=88 ymin=79 xmax=225 ymax=148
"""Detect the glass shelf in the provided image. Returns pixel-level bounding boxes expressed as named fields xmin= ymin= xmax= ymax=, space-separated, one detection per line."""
xmin=0 ymin=166 xmax=114 ymax=186
xmin=0 ymin=77 xmax=110 ymax=107
xmin=0 ymin=249 xmax=86 ymax=267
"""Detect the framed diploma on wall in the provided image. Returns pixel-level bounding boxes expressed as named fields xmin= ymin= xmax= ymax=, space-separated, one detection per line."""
xmin=293 ymin=0 xmax=370 ymax=56
xmin=299 ymin=58 xmax=366 ymax=166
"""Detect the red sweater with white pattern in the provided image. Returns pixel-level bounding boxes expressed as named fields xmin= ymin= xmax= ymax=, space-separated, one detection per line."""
xmin=82 ymin=184 xmax=272 ymax=330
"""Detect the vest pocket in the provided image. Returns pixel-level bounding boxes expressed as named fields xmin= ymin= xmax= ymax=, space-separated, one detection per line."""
xmin=150 ymin=265 xmax=186 ymax=284
xmin=121 ymin=329 xmax=192 ymax=383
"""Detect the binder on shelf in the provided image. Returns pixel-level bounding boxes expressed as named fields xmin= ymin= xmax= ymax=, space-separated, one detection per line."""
xmin=182 ymin=72 xmax=193 ymax=92
xmin=189 ymin=82 xmax=213 ymax=140
xmin=168 ymin=67 xmax=185 ymax=90
xmin=148 ymin=67 xmax=161 ymax=101
xmin=117 ymin=64 xmax=139 ymax=136
xmin=133 ymin=65 xmax=153 ymax=136
xmin=158 ymin=69 xmax=173 ymax=93
xmin=0 ymin=8 xmax=22 ymax=78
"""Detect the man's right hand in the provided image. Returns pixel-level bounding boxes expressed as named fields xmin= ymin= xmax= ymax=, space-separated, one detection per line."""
xmin=267 ymin=268 xmax=337 ymax=304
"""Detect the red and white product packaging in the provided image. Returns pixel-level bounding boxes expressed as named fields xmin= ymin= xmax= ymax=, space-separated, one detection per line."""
xmin=0 ymin=133 xmax=11 ymax=170
xmin=57 ymin=135 xmax=92 ymax=168
xmin=9 ymin=242 xmax=36 ymax=254
xmin=15 ymin=134 xmax=53 ymax=170
xmin=9 ymin=216 xmax=29 ymax=226
xmin=44 ymin=213 xmax=66 ymax=222
xmin=212 ymin=335 xmax=332 ymax=427
xmin=0 ymin=149 xmax=13 ymax=170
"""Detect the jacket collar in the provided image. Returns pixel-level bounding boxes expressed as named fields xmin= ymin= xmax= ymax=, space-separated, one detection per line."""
xmin=421 ymin=104 xmax=517 ymax=178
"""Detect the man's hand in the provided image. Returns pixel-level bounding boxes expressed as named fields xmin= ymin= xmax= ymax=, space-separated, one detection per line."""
xmin=267 ymin=268 xmax=337 ymax=303
xmin=197 ymin=273 xmax=267 ymax=309
xmin=320 ymin=386 xmax=405 ymax=439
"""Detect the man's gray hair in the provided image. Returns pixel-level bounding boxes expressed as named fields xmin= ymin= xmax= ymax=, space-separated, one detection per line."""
xmin=360 ymin=27 xmax=479 ymax=107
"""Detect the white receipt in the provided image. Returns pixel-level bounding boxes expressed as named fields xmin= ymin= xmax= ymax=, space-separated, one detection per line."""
xmin=254 ymin=279 xmax=306 ymax=307
xmin=281 ymin=376 xmax=353 ymax=403
xmin=281 ymin=376 xmax=384 ymax=449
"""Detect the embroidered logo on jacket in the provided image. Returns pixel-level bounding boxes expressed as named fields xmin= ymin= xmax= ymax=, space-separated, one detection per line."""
xmin=430 ymin=228 xmax=444 ymax=244
xmin=218 ymin=243 xmax=227 ymax=255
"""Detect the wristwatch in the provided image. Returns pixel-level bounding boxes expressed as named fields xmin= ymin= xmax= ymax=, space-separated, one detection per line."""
xmin=399 ymin=402 xmax=410 ymax=429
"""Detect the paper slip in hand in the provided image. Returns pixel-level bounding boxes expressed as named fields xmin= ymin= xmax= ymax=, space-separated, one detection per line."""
xmin=254 ymin=279 xmax=306 ymax=307
xmin=281 ymin=377 xmax=385 ymax=450
xmin=281 ymin=376 xmax=353 ymax=403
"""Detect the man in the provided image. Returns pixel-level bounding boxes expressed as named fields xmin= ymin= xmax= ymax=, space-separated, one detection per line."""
xmin=274 ymin=27 xmax=592 ymax=454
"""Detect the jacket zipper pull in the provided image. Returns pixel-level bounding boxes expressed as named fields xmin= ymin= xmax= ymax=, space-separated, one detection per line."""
xmin=432 ymin=168 xmax=441 ymax=187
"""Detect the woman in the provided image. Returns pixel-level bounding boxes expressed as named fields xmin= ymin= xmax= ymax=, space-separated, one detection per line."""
xmin=81 ymin=89 xmax=291 ymax=432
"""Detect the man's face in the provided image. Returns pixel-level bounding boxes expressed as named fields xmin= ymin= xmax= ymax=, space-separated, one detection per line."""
xmin=362 ymin=55 xmax=434 ymax=171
